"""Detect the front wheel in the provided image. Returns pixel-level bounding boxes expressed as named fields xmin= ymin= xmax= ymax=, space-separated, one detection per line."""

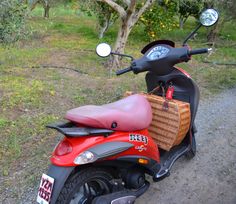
xmin=185 ymin=133 xmax=196 ymax=159
xmin=56 ymin=167 xmax=113 ymax=204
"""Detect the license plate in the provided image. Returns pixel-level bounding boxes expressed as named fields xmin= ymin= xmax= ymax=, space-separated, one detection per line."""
xmin=37 ymin=173 xmax=54 ymax=204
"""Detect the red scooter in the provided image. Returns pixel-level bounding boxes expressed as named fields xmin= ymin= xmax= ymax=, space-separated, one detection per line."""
xmin=37 ymin=9 xmax=219 ymax=204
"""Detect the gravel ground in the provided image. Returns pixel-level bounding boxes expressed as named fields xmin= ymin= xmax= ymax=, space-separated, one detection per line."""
xmin=19 ymin=88 xmax=236 ymax=204
xmin=137 ymin=88 xmax=236 ymax=204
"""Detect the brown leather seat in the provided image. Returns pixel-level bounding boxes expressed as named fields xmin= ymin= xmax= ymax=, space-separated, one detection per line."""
xmin=65 ymin=94 xmax=152 ymax=131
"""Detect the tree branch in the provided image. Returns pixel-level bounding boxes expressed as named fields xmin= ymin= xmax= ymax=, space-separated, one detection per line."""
xmin=123 ymin=0 xmax=130 ymax=6
xmin=127 ymin=0 xmax=136 ymax=16
xmin=136 ymin=0 xmax=154 ymax=19
xmin=98 ymin=0 xmax=126 ymax=18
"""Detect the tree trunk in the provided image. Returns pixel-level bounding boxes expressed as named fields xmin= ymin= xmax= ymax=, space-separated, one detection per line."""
xmin=207 ymin=25 xmax=218 ymax=43
xmin=30 ymin=0 xmax=39 ymax=11
xmin=207 ymin=17 xmax=224 ymax=43
xmin=179 ymin=15 xmax=189 ymax=29
xmin=111 ymin=18 xmax=132 ymax=68
xmin=43 ymin=5 xmax=50 ymax=18
xmin=179 ymin=17 xmax=184 ymax=29
xmin=99 ymin=18 xmax=109 ymax=39
xmin=99 ymin=0 xmax=155 ymax=70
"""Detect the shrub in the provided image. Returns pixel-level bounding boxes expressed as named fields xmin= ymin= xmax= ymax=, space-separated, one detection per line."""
xmin=0 ymin=0 xmax=28 ymax=44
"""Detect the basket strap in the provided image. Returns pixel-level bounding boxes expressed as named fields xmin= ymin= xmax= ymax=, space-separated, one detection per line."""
xmin=161 ymin=85 xmax=166 ymax=98
xmin=148 ymin=83 xmax=166 ymax=97
xmin=162 ymin=84 xmax=175 ymax=111
xmin=162 ymin=85 xmax=170 ymax=111
xmin=148 ymin=85 xmax=161 ymax=94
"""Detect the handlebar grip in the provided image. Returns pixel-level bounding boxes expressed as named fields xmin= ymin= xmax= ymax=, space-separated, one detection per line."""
xmin=188 ymin=48 xmax=210 ymax=56
xmin=116 ymin=67 xmax=132 ymax=75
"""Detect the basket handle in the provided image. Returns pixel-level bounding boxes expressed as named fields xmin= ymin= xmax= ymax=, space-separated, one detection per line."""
xmin=148 ymin=85 xmax=160 ymax=94
xmin=148 ymin=83 xmax=166 ymax=98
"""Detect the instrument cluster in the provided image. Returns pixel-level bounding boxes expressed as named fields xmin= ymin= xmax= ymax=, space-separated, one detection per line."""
xmin=146 ymin=45 xmax=170 ymax=60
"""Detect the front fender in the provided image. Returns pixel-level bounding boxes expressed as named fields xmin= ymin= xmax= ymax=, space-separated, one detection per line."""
xmin=47 ymin=164 xmax=74 ymax=204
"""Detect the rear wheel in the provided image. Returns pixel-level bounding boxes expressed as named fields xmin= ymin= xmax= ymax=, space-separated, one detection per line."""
xmin=56 ymin=167 xmax=113 ymax=204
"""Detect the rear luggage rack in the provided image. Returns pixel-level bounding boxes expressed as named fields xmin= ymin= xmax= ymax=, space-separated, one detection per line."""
xmin=46 ymin=122 xmax=114 ymax=137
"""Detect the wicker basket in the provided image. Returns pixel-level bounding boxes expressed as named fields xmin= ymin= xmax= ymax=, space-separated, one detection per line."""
xmin=125 ymin=92 xmax=191 ymax=151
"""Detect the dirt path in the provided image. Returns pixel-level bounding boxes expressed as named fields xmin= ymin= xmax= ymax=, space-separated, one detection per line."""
xmin=18 ymin=88 xmax=236 ymax=204
xmin=137 ymin=88 xmax=236 ymax=204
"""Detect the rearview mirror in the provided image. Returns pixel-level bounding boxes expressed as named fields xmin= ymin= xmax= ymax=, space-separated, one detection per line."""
xmin=183 ymin=8 xmax=219 ymax=45
xmin=200 ymin=9 xmax=219 ymax=27
xmin=96 ymin=43 xmax=112 ymax=57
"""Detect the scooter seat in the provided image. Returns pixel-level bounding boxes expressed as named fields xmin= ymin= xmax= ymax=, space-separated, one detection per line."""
xmin=65 ymin=94 xmax=152 ymax=131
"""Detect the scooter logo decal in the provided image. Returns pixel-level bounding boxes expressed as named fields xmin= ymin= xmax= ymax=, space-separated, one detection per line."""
xmin=129 ymin=134 xmax=148 ymax=145
xmin=135 ymin=145 xmax=147 ymax=152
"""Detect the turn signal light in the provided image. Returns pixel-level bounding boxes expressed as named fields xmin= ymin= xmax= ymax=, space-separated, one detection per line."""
xmin=138 ymin=158 xmax=149 ymax=165
xmin=74 ymin=151 xmax=97 ymax=165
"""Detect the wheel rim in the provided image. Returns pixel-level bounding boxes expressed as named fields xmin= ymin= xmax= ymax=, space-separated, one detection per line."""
xmin=69 ymin=178 xmax=111 ymax=204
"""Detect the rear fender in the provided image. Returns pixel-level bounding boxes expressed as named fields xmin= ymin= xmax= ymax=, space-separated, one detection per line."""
xmin=46 ymin=164 xmax=74 ymax=204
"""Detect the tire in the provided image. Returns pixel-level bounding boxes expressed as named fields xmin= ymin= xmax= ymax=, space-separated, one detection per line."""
xmin=185 ymin=134 xmax=196 ymax=159
xmin=56 ymin=167 xmax=113 ymax=204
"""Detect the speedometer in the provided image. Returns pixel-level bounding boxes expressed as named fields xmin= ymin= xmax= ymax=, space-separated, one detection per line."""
xmin=146 ymin=46 xmax=170 ymax=60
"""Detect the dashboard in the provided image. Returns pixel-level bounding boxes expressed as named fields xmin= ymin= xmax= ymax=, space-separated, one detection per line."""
xmin=146 ymin=45 xmax=170 ymax=60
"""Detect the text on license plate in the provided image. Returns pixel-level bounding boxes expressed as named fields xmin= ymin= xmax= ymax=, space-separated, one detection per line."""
xmin=37 ymin=173 xmax=54 ymax=204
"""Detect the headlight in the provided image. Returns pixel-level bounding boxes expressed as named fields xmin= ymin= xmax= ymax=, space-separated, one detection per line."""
xmin=74 ymin=151 xmax=97 ymax=165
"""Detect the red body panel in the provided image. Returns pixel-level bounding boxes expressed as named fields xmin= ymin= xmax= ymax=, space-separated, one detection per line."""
xmin=51 ymin=129 xmax=160 ymax=166
xmin=175 ymin=66 xmax=191 ymax=78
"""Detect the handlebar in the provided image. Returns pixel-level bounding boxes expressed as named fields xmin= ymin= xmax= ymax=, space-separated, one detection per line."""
xmin=116 ymin=67 xmax=132 ymax=75
xmin=115 ymin=47 xmax=212 ymax=76
xmin=188 ymin=48 xmax=212 ymax=56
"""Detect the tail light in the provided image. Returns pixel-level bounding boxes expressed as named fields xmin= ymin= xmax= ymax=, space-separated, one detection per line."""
xmin=54 ymin=140 xmax=73 ymax=156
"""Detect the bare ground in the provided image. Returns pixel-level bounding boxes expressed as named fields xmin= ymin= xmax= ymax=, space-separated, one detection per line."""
xmin=137 ymin=87 xmax=236 ymax=204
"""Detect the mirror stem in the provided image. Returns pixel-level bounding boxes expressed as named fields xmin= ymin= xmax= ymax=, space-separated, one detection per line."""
xmin=182 ymin=24 xmax=202 ymax=46
xmin=111 ymin=52 xmax=134 ymax=61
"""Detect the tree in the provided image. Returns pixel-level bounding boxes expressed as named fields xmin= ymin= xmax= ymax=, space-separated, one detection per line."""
xmin=98 ymin=0 xmax=155 ymax=68
xmin=29 ymin=0 xmax=50 ymax=18
xmin=96 ymin=3 xmax=119 ymax=39
xmin=0 ymin=0 xmax=28 ymax=44
xmin=29 ymin=0 xmax=73 ymax=18
xmin=140 ymin=0 xmax=177 ymax=40
xmin=79 ymin=0 xmax=120 ymax=39
xmin=177 ymin=0 xmax=204 ymax=29
xmin=204 ymin=0 xmax=236 ymax=42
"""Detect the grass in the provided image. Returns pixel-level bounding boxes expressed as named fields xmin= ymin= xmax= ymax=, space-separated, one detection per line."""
xmin=0 ymin=47 xmax=48 ymax=67
xmin=0 ymin=5 xmax=236 ymax=202
xmin=1 ymin=76 xmax=46 ymax=109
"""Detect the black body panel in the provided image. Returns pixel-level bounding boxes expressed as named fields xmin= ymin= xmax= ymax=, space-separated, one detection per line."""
xmin=47 ymin=164 xmax=74 ymax=204
xmin=132 ymin=46 xmax=190 ymax=76
xmin=92 ymin=181 xmax=150 ymax=204
xmin=88 ymin=142 xmax=134 ymax=159
xmin=47 ymin=122 xmax=114 ymax=137
xmin=141 ymin=40 xmax=175 ymax=54
xmin=154 ymin=139 xmax=190 ymax=181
